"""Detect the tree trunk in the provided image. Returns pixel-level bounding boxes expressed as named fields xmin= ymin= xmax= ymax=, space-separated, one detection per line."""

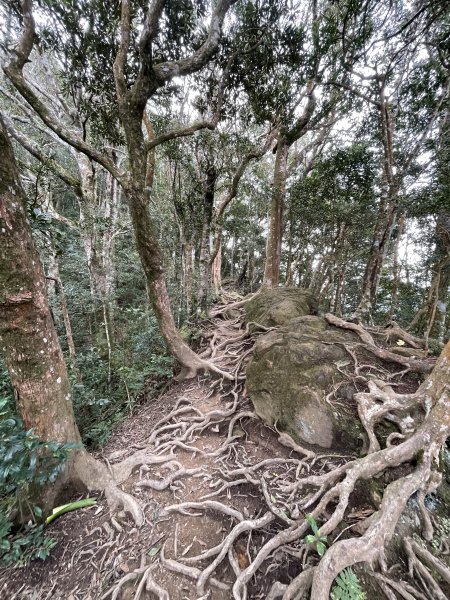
xmin=182 ymin=239 xmax=194 ymax=315
xmin=0 ymin=114 xmax=80 ymax=446
xmin=388 ymin=211 xmax=405 ymax=320
xmin=354 ymin=94 xmax=398 ymax=322
xmin=212 ymin=241 xmax=222 ymax=296
xmin=428 ymin=212 xmax=450 ymax=341
xmin=263 ymin=135 xmax=289 ymax=288
xmin=76 ymin=154 xmax=117 ymax=350
xmin=198 ymin=163 xmax=217 ymax=310
xmin=47 ymin=243 xmax=77 ymax=366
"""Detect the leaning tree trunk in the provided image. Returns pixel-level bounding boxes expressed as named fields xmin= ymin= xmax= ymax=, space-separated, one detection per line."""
xmin=262 ymin=135 xmax=289 ymax=288
xmin=0 ymin=114 xmax=150 ymax=524
xmin=0 ymin=115 xmax=81 ymax=446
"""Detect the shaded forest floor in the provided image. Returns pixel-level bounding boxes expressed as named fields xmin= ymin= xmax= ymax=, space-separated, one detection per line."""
xmin=0 ymin=303 xmax=449 ymax=600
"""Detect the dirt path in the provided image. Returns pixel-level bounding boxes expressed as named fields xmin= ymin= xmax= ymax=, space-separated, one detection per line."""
xmin=1 ymin=311 xmax=306 ymax=600
xmin=4 ymin=307 xmax=445 ymax=600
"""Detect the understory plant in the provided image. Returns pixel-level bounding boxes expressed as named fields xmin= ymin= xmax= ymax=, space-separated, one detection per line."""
xmin=0 ymin=371 xmax=77 ymax=566
xmin=304 ymin=514 xmax=328 ymax=556
xmin=330 ymin=568 xmax=366 ymax=600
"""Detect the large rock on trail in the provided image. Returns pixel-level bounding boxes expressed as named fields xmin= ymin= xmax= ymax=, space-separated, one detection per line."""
xmin=244 ymin=287 xmax=318 ymax=329
xmin=246 ymin=314 xmax=366 ymax=451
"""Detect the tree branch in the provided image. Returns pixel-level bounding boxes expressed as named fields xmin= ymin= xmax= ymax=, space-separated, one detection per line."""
xmin=152 ymin=0 xmax=237 ymax=84
xmin=146 ymin=118 xmax=216 ymax=151
xmin=4 ymin=0 xmax=124 ymax=182
xmin=3 ymin=114 xmax=83 ymax=194
xmin=209 ymin=127 xmax=276 ymax=265
xmin=113 ymin=0 xmax=131 ymax=102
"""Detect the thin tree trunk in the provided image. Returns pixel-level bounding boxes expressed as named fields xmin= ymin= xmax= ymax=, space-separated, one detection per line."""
xmin=263 ymin=135 xmax=289 ymax=288
xmin=354 ymin=92 xmax=398 ymax=322
xmin=198 ymin=164 xmax=216 ymax=310
xmin=429 ymin=211 xmax=450 ymax=340
xmin=47 ymin=244 xmax=77 ymax=366
xmin=388 ymin=211 xmax=405 ymax=320
xmin=212 ymin=241 xmax=222 ymax=296
xmin=183 ymin=240 xmax=194 ymax=315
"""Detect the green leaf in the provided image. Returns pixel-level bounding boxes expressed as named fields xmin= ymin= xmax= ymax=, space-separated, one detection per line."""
xmin=305 ymin=514 xmax=319 ymax=534
xmin=45 ymin=498 xmax=97 ymax=525
xmin=34 ymin=506 xmax=43 ymax=518
xmin=147 ymin=546 xmax=161 ymax=557
xmin=305 ymin=535 xmax=316 ymax=545
xmin=316 ymin=541 xmax=327 ymax=556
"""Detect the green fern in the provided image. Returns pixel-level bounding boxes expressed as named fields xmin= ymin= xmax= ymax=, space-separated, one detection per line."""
xmin=331 ymin=568 xmax=366 ymax=600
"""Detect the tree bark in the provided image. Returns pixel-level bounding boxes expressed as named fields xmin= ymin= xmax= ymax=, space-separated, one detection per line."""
xmin=198 ymin=163 xmax=217 ymax=310
xmin=0 ymin=114 xmax=80 ymax=446
xmin=212 ymin=240 xmax=222 ymax=295
xmin=263 ymin=135 xmax=288 ymax=288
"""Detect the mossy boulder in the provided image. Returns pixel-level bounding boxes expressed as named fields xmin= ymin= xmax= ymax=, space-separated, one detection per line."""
xmin=245 ymin=287 xmax=318 ymax=330
xmin=246 ymin=315 xmax=367 ymax=452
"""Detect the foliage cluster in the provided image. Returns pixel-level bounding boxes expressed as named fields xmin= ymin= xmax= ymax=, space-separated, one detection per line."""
xmin=0 ymin=369 xmax=76 ymax=566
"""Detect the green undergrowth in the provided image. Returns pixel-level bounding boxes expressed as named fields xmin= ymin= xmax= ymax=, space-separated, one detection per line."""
xmin=70 ymin=308 xmax=173 ymax=447
xmin=0 ymin=367 xmax=77 ymax=567
xmin=331 ymin=568 xmax=366 ymax=600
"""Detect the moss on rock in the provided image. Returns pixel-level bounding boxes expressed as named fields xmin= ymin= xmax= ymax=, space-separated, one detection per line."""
xmin=246 ymin=314 xmax=368 ymax=452
xmin=245 ymin=287 xmax=318 ymax=330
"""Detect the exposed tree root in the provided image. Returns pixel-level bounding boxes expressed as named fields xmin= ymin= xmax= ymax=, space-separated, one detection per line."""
xmin=160 ymin=545 xmax=230 ymax=591
xmin=208 ymin=291 xmax=260 ymax=317
xmin=88 ymin=312 xmax=450 ymax=600
xmin=325 ymin=313 xmax=434 ymax=373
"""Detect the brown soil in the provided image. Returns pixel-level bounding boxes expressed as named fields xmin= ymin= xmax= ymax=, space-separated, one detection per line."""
xmin=0 ymin=316 xmax=297 ymax=600
xmin=0 ymin=311 xmax=446 ymax=600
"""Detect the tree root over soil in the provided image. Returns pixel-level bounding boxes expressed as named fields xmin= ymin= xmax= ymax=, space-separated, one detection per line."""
xmin=86 ymin=312 xmax=450 ymax=600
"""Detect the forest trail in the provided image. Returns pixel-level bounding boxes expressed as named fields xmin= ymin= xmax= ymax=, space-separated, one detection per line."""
xmin=2 ymin=302 xmax=314 ymax=600
xmin=4 ymin=299 xmax=447 ymax=600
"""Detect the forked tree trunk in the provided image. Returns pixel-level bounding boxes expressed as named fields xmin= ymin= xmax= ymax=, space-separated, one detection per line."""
xmin=263 ymin=135 xmax=289 ymax=288
xmin=0 ymin=115 xmax=80 ymax=446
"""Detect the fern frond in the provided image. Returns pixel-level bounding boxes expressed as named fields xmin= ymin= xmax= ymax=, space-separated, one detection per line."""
xmin=330 ymin=568 xmax=366 ymax=600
